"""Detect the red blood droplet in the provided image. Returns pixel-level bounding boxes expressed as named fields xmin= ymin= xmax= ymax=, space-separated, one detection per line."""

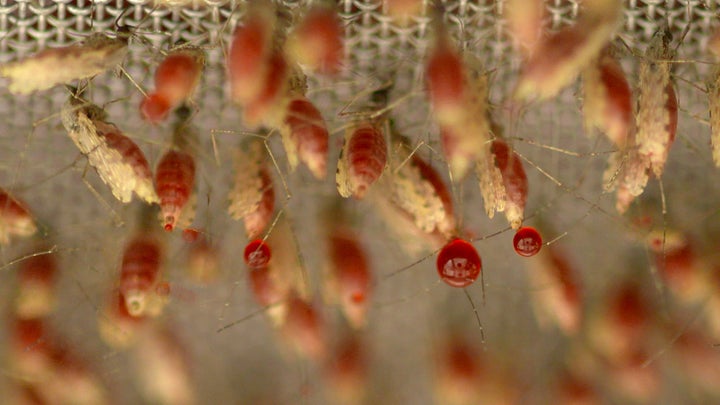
xmin=140 ymin=93 xmax=171 ymax=124
xmin=436 ymin=238 xmax=482 ymax=288
xmin=243 ymin=240 xmax=271 ymax=269
xmin=513 ymin=226 xmax=542 ymax=257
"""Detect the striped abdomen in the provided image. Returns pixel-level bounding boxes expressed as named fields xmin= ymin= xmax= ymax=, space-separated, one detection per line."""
xmin=155 ymin=149 xmax=195 ymax=232
xmin=338 ymin=124 xmax=386 ymax=199
xmin=120 ymin=235 xmax=162 ymax=316
xmin=120 ymin=236 xmax=162 ymax=295
xmin=285 ymin=97 xmax=329 ymax=179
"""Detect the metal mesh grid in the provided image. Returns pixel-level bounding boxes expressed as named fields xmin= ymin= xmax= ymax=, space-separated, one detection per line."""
xmin=0 ymin=1 xmax=720 ymax=404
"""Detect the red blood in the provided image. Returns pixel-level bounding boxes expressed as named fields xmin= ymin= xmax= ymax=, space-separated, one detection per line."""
xmin=227 ymin=10 xmax=272 ymax=103
xmin=436 ymin=238 xmax=482 ymax=288
xmin=492 ymin=139 xmax=528 ymax=212
xmin=155 ymin=282 xmax=171 ymax=297
xmin=120 ymin=236 xmax=162 ymax=297
xmin=243 ymin=52 xmax=288 ymax=127
xmin=18 ymin=252 xmax=56 ymax=285
xmin=387 ymin=0 xmax=423 ymax=21
xmin=513 ymin=226 xmax=542 ymax=257
xmin=289 ymin=7 xmax=344 ymax=75
xmin=102 ymin=131 xmax=153 ymax=179
xmin=182 ymin=228 xmax=201 ymax=243
xmin=12 ymin=317 xmax=45 ymax=348
xmin=153 ymin=53 xmax=201 ymax=105
xmin=325 ymin=334 xmax=366 ymax=400
xmin=426 ymin=41 xmax=464 ymax=120
xmin=0 ymin=189 xmax=32 ymax=220
xmin=656 ymin=243 xmax=696 ymax=291
xmin=17 ymin=384 xmax=44 ymax=405
xmin=9 ymin=317 xmax=53 ymax=378
xmin=547 ymin=247 xmax=582 ymax=310
xmin=557 ymin=373 xmax=597 ymax=405
xmin=186 ymin=237 xmax=219 ymax=284
xmin=611 ymin=284 xmax=647 ymax=332
xmin=243 ymin=239 xmax=271 ymax=269
xmin=283 ymin=295 xmax=325 ymax=359
xmin=648 ymin=235 xmax=664 ymax=252
xmin=140 ymin=93 xmax=171 ymax=124
xmin=599 ymin=54 xmax=632 ymax=147
xmin=154 ymin=149 xmax=196 ymax=232
xmin=328 ymin=232 xmax=371 ymax=328
xmin=411 ymin=153 xmax=455 ymax=226
xmin=243 ymin=167 xmax=275 ymax=240
xmin=632 ymin=215 xmax=653 ymax=229
xmin=329 ymin=234 xmax=370 ymax=297
xmin=248 ymin=267 xmax=282 ymax=307
xmin=520 ymin=26 xmax=587 ymax=85
xmin=345 ymin=124 xmax=387 ymax=198
xmin=442 ymin=337 xmax=482 ymax=382
xmin=285 ymin=97 xmax=329 ymax=179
